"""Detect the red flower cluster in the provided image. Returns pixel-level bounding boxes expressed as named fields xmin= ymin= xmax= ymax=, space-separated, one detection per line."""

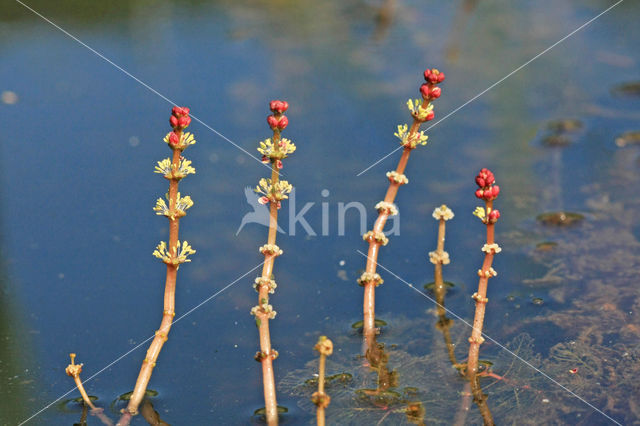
xmin=420 ymin=68 xmax=445 ymax=101
xmin=267 ymin=99 xmax=289 ymax=131
xmin=168 ymin=106 xmax=191 ymax=146
xmin=475 ymin=168 xmax=500 ymax=201
xmin=170 ymin=106 xmax=191 ymax=130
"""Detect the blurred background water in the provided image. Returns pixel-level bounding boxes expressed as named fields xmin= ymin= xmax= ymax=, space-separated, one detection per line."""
xmin=1 ymin=0 xmax=639 ymax=424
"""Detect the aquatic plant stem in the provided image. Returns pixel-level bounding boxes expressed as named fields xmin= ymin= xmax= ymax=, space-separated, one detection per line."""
xmin=252 ymin=100 xmax=295 ymax=425
xmin=65 ymin=354 xmax=98 ymax=411
xmin=126 ymin=108 xmax=196 ymax=415
xmin=467 ymin=201 xmax=494 ymax=378
xmin=127 ymin=144 xmax=180 ymax=414
xmin=258 ymin=163 xmax=280 ymax=424
xmin=362 ymin=146 xmax=412 ymax=339
xmin=65 ymin=354 xmax=114 ymax=426
xmin=312 ymin=337 xmax=333 ymax=426
xmin=466 ymin=168 xmax=501 ymax=379
xmin=429 ymin=205 xmax=456 ymax=365
xmin=360 ymin=68 xmax=445 ymax=343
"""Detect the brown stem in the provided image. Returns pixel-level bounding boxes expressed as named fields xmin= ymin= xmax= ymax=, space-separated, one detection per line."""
xmin=256 ymin=129 xmax=283 ymax=426
xmin=316 ymin=353 xmax=326 ymax=426
xmin=467 ymin=200 xmax=495 ymax=379
xmin=432 ymin=216 xmax=458 ymax=366
xmin=126 ymin=142 xmax=183 ymax=415
xmin=363 ymin=142 xmax=416 ymax=344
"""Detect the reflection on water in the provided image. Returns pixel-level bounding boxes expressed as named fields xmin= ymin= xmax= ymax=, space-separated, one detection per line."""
xmin=1 ymin=0 xmax=639 ymax=424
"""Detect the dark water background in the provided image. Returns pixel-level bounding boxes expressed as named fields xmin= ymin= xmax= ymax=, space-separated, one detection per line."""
xmin=1 ymin=0 xmax=639 ymax=424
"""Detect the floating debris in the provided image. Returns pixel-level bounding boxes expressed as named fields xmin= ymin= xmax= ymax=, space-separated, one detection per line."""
xmin=305 ymin=372 xmax=353 ymax=387
xmin=355 ymin=388 xmax=402 ymax=406
xmin=532 ymin=297 xmax=544 ymax=306
xmin=253 ymin=405 xmax=288 ymax=416
xmin=537 ymin=119 xmax=584 ymax=147
xmin=424 ymin=281 xmax=456 ymax=290
xmin=611 ymin=81 xmax=640 ymax=97
xmin=537 ymin=212 xmax=584 ymax=226
xmin=535 ymin=241 xmax=558 ymax=251
xmin=615 ymin=131 xmax=640 ymax=147
xmin=59 ymin=395 xmax=99 ymax=412
xmin=351 ymin=319 xmax=387 ymax=329
xmin=114 ymin=389 xmax=158 ymax=401
xmin=546 ymin=119 xmax=583 ymax=133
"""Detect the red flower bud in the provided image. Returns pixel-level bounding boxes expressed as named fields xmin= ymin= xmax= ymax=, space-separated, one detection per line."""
xmin=425 ymin=111 xmax=435 ymax=121
xmin=488 ymin=209 xmax=501 ymax=222
xmin=178 ymin=116 xmax=191 ymax=128
xmin=475 ymin=189 xmax=484 ymax=199
xmin=491 ymin=185 xmax=500 ymax=198
xmin=170 ymin=115 xmax=179 ymax=128
xmin=269 ymin=100 xmax=289 ymax=114
xmin=267 ymin=115 xmax=278 ymax=129
xmin=277 ymin=115 xmax=288 ymax=130
xmin=475 ymin=176 xmax=486 ymax=188
xmin=172 ymin=106 xmax=190 ymax=117
xmin=420 ymin=83 xmax=431 ymax=99
xmin=261 ymin=155 xmax=269 ymax=164
xmin=168 ymin=132 xmax=180 ymax=145
xmin=429 ymin=86 xmax=441 ymax=99
xmin=276 ymin=160 xmax=283 ymax=169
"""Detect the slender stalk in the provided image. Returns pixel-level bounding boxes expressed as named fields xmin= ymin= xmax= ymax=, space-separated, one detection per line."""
xmin=360 ymin=68 xmax=446 ymax=344
xmin=65 ymin=354 xmax=114 ymax=426
xmin=312 ymin=337 xmax=333 ymax=426
xmin=466 ymin=169 xmax=501 ymax=379
xmin=125 ymin=107 xmax=197 ymax=415
xmin=429 ymin=205 xmax=456 ymax=365
xmin=252 ymin=100 xmax=295 ymax=425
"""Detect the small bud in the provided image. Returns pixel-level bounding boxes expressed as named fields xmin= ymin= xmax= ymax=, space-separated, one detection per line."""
xmin=420 ymin=83 xmax=430 ymax=99
xmin=277 ymin=115 xmax=288 ymax=130
xmin=170 ymin=115 xmax=179 ymax=128
xmin=475 ymin=189 xmax=484 ymax=199
xmin=276 ymin=160 xmax=283 ymax=169
xmin=425 ymin=111 xmax=435 ymax=121
xmin=178 ymin=116 xmax=191 ymax=128
xmin=267 ymin=115 xmax=278 ymax=129
xmin=171 ymin=106 xmax=181 ymax=116
xmin=430 ymin=86 xmax=442 ymax=99
xmin=168 ymin=132 xmax=180 ymax=145
xmin=488 ymin=209 xmax=501 ymax=222
xmin=314 ymin=336 xmax=334 ymax=356
xmin=488 ymin=185 xmax=500 ymax=199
